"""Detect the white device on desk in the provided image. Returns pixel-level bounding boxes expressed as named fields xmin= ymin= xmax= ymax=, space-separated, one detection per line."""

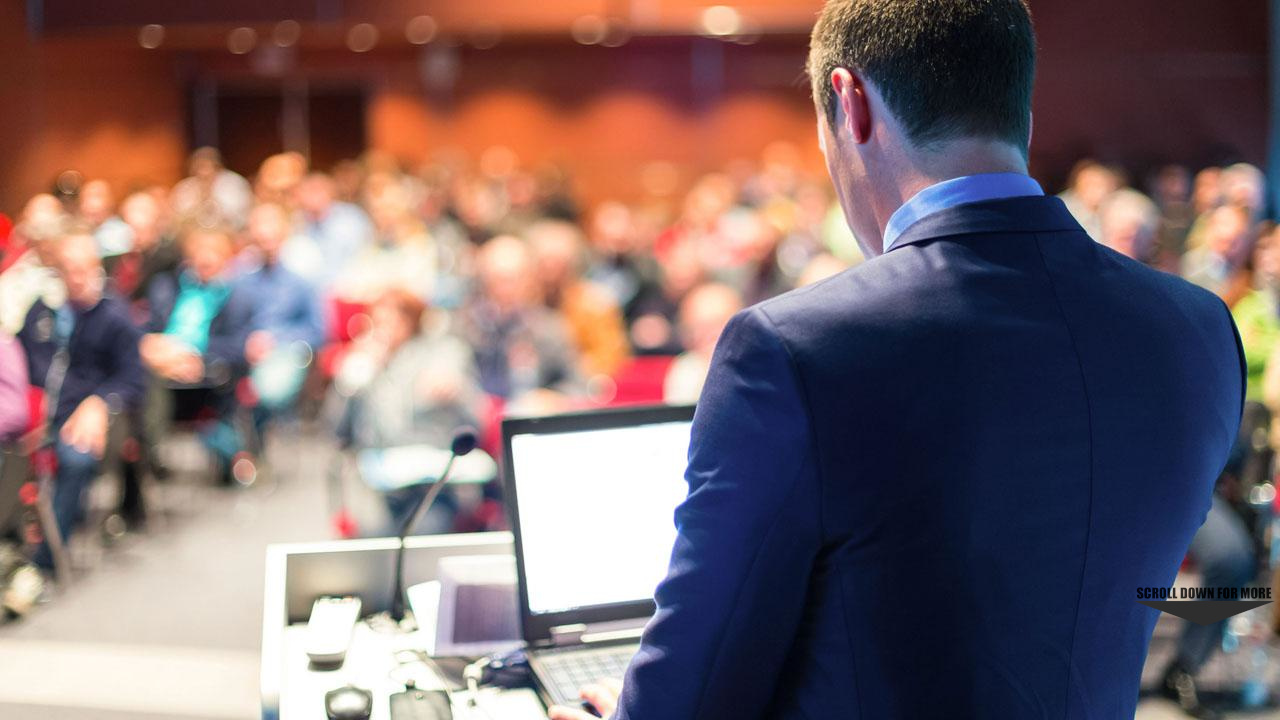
xmin=306 ymin=595 xmax=363 ymax=666
xmin=501 ymin=404 xmax=695 ymax=709
xmin=408 ymin=555 xmax=523 ymax=658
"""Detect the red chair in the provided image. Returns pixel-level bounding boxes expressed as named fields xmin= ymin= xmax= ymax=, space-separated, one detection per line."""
xmin=606 ymin=355 xmax=677 ymax=406
xmin=318 ymin=297 xmax=371 ymax=379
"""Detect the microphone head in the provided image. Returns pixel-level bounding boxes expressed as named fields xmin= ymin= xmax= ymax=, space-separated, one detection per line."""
xmin=451 ymin=428 xmax=479 ymax=456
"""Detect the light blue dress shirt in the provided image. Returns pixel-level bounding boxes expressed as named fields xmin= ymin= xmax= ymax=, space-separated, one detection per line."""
xmin=882 ymin=172 xmax=1044 ymax=252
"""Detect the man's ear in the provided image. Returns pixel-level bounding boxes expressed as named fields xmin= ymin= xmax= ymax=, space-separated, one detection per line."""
xmin=830 ymin=68 xmax=872 ymax=145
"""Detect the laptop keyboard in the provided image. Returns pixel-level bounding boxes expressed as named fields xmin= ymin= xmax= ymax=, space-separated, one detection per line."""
xmin=536 ymin=644 xmax=638 ymax=706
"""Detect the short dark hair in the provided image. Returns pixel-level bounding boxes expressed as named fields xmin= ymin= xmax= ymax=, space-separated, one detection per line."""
xmin=808 ymin=0 xmax=1036 ymax=154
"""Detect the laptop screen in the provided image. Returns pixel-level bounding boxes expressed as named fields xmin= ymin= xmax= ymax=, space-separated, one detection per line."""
xmin=507 ymin=415 xmax=693 ymax=617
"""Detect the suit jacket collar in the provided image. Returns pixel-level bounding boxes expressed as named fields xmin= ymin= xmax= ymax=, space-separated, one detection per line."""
xmin=884 ymin=195 xmax=1083 ymax=253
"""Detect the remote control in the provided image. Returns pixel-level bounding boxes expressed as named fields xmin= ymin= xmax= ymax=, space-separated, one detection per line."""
xmin=306 ymin=595 xmax=362 ymax=666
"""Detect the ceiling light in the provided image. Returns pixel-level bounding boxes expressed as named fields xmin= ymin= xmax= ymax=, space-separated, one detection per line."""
xmin=138 ymin=24 xmax=164 ymax=49
xmin=701 ymin=5 xmax=741 ymax=37
xmin=406 ymin=15 xmax=438 ymax=45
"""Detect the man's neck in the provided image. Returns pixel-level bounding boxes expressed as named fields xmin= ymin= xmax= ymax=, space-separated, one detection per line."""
xmin=870 ymin=139 xmax=1029 ymax=252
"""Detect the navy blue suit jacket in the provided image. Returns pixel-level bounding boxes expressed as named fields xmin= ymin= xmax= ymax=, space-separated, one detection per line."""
xmin=617 ymin=196 xmax=1244 ymax=719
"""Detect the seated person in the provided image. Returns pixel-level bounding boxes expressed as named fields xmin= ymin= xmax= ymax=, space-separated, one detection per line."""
xmin=1182 ymin=205 xmax=1252 ymax=299
xmin=287 ymin=172 xmax=374 ymax=289
xmin=17 ymin=230 xmax=145 ymax=571
xmin=141 ymin=225 xmax=255 ymax=484
xmin=663 ymin=283 xmax=743 ymax=404
xmin=331 ymin=288 xmax=494 ymax=535
xmin=0 ymin=330 xmax=27 ymax=443
xmin=108 ymin=190 xmax=182 ymax=321
xmin=459 ymin=235 xmax=583 ymax=412
xmin=239 ymin=203 xmax=325 ymax=433
xmin=0 ymin=196 xmax=67 ymax=335
xmin=528 ymin=219 xmax=630 ymax=379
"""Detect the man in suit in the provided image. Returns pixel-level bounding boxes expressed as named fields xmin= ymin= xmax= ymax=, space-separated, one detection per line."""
xmin=550 ymin=1 xmax=1244 ymax=719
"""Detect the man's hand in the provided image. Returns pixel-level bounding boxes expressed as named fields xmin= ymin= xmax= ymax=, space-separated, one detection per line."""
xmin=139 ymin=333 xmax=173 ymax=371
xmin=167 ymin=352 xmax=205 ymax=384
xmin=141 ymin=334 xmax=204 ymax=383
xmin=548 ymin=678 xmax=621 ymax=720
xmin=245 ymin=330 xmax=275 ymax=365
xmin=60 ymin=395 xmax=108 ymax=458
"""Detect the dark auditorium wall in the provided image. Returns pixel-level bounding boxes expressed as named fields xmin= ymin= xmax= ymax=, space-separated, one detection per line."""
xmin=0 ymin=0 xmax=1269 ymax=215
xmin=0 ymin=0 xmax=187 ymax=216
xmin=365 ymin=37 xmax=827 ymax=208
xmin=1029 ymin=0 xmax=1270 ymax=188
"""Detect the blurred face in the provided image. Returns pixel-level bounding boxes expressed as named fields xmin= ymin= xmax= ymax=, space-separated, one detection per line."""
xmin=370 ymin=300 xmax=415 ymax=350
xmin=1223 ymin=165 xmax=1265 ymax=214
xmin=184 ymin=230 xmax=234 ymax=283
xmin=591 ymin=202 xmax=635 ymax=255
xmin=256 ymin=153 xmax=306 ymax=202
xmin=367 ymin=182 xmax=410 ymax=233
xmin=663 ymin=240 xmax=705 ymax=299
xmin=1256 ymin=230 xmax=1280 ymax=284
xmin=22 ymin=193 xmax=64 ymax=224
xmin=1154 ymin=166 xmax=1190 ymax=205
xmin=121 ymin=193 xmax=163 ymax=249
xmin=1193 ymin=168 xmax=1223 ymax=214
xmin=1074 ymin=166 xmax=1118 ymax=212
xmin=531 ymin=228 xmax=580 ymax=290
xmin=58 ymin=234 xmax=104 ymax=308
xmin=1100 ymin=197 xmax=1154 ymax=260
xmin=1102 ymin=214 xmax=1143 ymax=259
xmin=680 ymin=285 xmax=743 ymax=357
xmin=479 ymin=238 xmax=533 ymax=312
xmin=79 ymin=180 xmax=115 ymax=225
xmin=1206 ymin=207 xmax=1249 ymax=257
xmin=248 ymin=204 xmax=291 ymax=260
xmin=295 ymin=176 xmax=335 ymax=217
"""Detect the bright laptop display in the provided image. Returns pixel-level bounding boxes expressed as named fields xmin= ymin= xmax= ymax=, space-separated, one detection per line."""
xmin=502 ymin=405 xmax=695 ymax=641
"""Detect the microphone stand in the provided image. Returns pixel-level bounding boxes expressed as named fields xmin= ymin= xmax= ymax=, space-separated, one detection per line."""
xmin=390 ymin=431 xmax=476 ymax=623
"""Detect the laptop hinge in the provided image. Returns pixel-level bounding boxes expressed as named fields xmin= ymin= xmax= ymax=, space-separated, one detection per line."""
xmin=549 ymin=619 xmax=646 ymax=647
xmin=549 ymin=623 xmax=587 ymax=645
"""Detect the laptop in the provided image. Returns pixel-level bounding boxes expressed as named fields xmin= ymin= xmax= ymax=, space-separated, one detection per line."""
xmin=501 ymin=404 xmax=696 ymax=709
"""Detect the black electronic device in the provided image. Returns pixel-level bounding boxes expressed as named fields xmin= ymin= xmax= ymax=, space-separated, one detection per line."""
xmin=388 ymin=686 xmax=453 ymax=720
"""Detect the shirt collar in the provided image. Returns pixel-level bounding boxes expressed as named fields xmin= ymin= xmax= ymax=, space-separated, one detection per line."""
xmin=882 ymin=173 xmax=1044 ymax=252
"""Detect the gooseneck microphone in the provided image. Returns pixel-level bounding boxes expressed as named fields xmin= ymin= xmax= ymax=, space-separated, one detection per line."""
xmin=390 ymin=427 xmax=479 ymax=622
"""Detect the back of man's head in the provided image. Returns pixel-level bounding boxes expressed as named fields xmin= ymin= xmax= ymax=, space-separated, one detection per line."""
xmin=808 ymin=0 xmax=1036 ymax=156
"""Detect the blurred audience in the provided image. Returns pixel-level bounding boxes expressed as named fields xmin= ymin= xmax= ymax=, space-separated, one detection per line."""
xmin=1 ymin=140 xmax=1276 ymax=687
